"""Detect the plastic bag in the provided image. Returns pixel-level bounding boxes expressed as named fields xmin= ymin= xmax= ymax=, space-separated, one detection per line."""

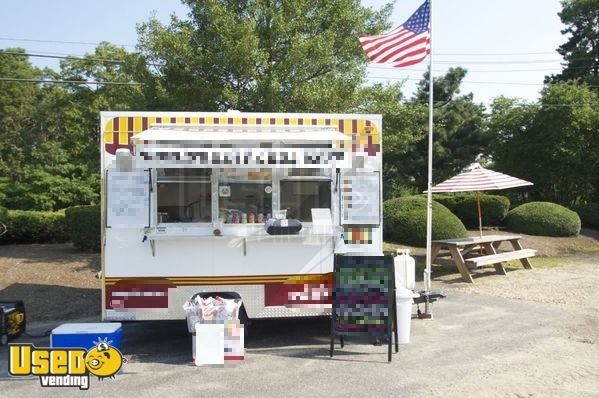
xmin=183 ymin=296 xmax=241 ymax=332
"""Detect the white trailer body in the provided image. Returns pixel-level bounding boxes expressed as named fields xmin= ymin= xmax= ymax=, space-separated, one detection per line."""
xmin=100 ymin=111 xmax=382 ymax=321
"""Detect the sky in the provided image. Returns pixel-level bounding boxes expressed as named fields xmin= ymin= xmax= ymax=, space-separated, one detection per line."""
xmin=0 ymin=0 xmax=566 ymax=105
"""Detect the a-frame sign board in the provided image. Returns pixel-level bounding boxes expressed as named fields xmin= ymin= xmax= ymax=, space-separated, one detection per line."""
xmin=330 ymin=255 xmax=398 ymax=362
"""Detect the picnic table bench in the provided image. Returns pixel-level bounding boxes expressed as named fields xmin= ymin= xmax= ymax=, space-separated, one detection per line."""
xmin=431 ymin=234 xmax=535 ymax=283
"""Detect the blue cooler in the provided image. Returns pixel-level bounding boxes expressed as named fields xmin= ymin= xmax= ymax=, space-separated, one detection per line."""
xmin=51 ymin=323 xmax=122 ymax=350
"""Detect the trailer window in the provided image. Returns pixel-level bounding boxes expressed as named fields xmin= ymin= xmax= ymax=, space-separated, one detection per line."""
xmin=219 ymin=169 xmax=272 ymax=223
xmin=156 ymin=169 xmax=211 ymax=223
xmin=280 ymin=180 xmax=331 ymax=222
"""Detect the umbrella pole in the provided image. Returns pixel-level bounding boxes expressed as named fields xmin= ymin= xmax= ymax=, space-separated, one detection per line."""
xmin=476 ymin=191 xmax=483 ymax=238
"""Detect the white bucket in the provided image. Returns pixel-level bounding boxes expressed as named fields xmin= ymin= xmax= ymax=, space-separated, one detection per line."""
xmin=396 ymin=288 xmax=418 ymax=344
xmin=394 ymin=249 xmax=416 ymax=290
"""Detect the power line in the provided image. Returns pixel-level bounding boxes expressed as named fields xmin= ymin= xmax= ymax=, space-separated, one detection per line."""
xmin=0 ymin=37 xmax=135 ymax=48
xmin=367 ymin=65 xmax=566 ymax=73
xmin=0 ymin=37 xmax=561 ymax=57
xmin=0 ymin=50 xmax=165 ymax=68
xmin=366 ymin=75 xmax=545 ymax=86
xmin=0 ymin=77 xmax=142 ymax=86
xmin=0 ymin=50 xmax=123 ymax=64
xmin=434 ymin=51 xmax=558 ymax=56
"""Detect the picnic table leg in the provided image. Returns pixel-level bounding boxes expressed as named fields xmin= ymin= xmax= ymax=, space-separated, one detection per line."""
xmin=448 ymin=246 xmax=474 ymax=283
xmin=431 ymin=244 xmax=442 ymax=263
xmin=509 ymin=239 xmax=534 ymax=269
xmin=482 ymin=243 xmax=507 ymax=275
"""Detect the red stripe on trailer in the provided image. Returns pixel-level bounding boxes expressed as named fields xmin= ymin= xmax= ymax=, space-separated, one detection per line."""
xmin=106 ymin=284 xmax=170 ymax=309
xmin=264 ymin=281 xmax=333 ymax=306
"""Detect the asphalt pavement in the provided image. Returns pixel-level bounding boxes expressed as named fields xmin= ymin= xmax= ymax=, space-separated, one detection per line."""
xmin=1 ymin=290 xmax=597 ymax=397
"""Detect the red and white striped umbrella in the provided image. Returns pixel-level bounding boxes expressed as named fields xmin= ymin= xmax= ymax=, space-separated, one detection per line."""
xmin=430 ymin=163 xmax=533 ymax=193
xmin=428 ymin=163 xmax=533 ymax=236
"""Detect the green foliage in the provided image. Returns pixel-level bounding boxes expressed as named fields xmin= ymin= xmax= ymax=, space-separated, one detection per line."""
xmin=572 ymin=203 xmax=599 ymax=228
xmin=1 ymin=210 xmax=69 ymax=243
xmin=383 ymin=196 xmax=467 ymax=247
xmin=65 ymin=205 xmax=101 ymax=251
xmin=0 ymin=49 xmax=41 ymax=179
xmin=137 ymin=0 xmax=392 ymax=112
xmin=354 ymin=82 xmax=425 ymax=198
xmin=505 ymin=201 xmax=581 ymax=237
xmin=406 ymin=68 xmax=489 ymax=190
xmin=489 ymin=84 xmax=599 ymax=206
xmin=431 ymin=193 xmax=510 ymax=228
xmin=0 ymin=205 xmax=7 ymax=222
xmin=547 ymin=0 xmax=599 ymax=87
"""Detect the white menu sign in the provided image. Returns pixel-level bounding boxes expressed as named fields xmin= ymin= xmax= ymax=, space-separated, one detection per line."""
xmin=107 ymin=170 xmax=150 ymax=228
xmin=341 ymin=172 xmax=380 ymax=226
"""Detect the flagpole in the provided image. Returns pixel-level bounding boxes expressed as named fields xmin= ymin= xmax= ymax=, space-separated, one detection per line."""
xmin=424 ymin=0 xmax=434 ymax=313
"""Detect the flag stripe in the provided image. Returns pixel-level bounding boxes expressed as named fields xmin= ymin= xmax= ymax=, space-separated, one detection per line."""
xmin=375 ymin=35 xmax=428 ymax=63
xmin=359 ymin=0 xmax=430 ymax=69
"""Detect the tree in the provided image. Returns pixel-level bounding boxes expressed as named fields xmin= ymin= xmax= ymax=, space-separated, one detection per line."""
xmin=548 ymin=0 xmax=599 ymax=86
xmin=406 ymin=67 xmax=489 ymax=190
xmin=0 ymin=43 xmax=152 ymax=210
xmin=355 ymin=82 xmax=426 ymax=198
xmin=137 ymin=0 xmax=392 ymax=112
xmin=0 ymin=49 xmax=42 ymax=179
xmin=489 ymin=83 xmax=599 ymax=206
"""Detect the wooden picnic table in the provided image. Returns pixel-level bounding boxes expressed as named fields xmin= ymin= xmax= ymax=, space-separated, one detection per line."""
xmin=431 ymin=234 xmax=535 ymax=283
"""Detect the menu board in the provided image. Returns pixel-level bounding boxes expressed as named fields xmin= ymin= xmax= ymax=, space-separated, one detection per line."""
xmin=107 ymin=170 xmax=151 ymax=228
xmin=341 ymin=172 xmax=380 ymax=226
xmin=329 ymin=255 xmax=397 ymax=362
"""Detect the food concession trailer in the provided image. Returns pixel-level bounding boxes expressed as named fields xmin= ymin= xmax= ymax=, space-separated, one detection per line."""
xmin=101 ymin=111 xmax=383 ymax=322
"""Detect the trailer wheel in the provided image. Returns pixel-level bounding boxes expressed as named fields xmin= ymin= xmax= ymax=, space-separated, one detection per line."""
xmin=238 ymin=305 xmax=251 ymax=339
xmin=0 ymin=333 xmax=8 ymax=346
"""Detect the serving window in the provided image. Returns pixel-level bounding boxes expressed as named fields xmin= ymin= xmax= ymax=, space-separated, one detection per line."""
xmin=219 ymin=169 xmax=273 ymax=224
xmin=156 ymin=168 xmax=211 ymax=223
xmin=280 ymin=168 xmax=332 ymax=222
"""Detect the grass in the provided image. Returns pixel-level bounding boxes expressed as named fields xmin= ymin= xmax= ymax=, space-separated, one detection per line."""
xmin=505 ymin=257 xmax=563 ymax=269
xmin=558 ymin=243 xmax=599 ymax=255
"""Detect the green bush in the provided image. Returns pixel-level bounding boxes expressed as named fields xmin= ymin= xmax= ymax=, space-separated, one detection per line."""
xmin=65 ymin=205 xmax=101 ymax=251
xmin=572 ymin=203 xmax=599 ymax=229
xmin=429 ymin=193 xmax=510 ymax=228
xmin=1 ymin=210 xmax=69 ymax=243
xmin=0 ymin=206 xmax=7 ymax=222
xmin=383 ymin=196 xmax=468 ymax=247
xmin=505 ymin=202 xmax=581 ymax=237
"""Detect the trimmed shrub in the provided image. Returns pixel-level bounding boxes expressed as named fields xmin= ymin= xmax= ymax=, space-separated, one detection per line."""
xmin=384 ymin=196 xmax=467 ymax=247
xmin=65 ymin=205 xmax=101 ymax=251
xmin=505 ymin=202 xmax=581 ymax=237
xmin=572 ymin=203 xmax=599 ymax=229
xmin=430 ymin=193 xmax=510 ymax=228
xmin=1 ymin=210 xmax=69 ymax=243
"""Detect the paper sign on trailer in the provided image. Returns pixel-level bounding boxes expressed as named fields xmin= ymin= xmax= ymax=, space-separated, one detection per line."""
xmin=100 ymin=111 xmax=383 ymax=323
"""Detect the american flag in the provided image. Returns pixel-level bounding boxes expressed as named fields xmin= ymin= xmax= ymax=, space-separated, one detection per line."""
xmin=359 ymin=0 xmax=430 ymax=68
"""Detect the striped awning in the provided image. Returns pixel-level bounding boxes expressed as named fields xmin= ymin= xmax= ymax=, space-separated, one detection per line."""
xmin=429 ymin=163 xmax=533 ymax=192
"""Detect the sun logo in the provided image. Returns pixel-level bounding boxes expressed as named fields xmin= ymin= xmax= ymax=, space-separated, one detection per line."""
xmin=84 ymin=338 xmax=125 ymax=380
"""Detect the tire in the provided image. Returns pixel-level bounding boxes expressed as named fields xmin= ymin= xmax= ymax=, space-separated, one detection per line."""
xmin=238 ymin=305 xmax=250 ymax=339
